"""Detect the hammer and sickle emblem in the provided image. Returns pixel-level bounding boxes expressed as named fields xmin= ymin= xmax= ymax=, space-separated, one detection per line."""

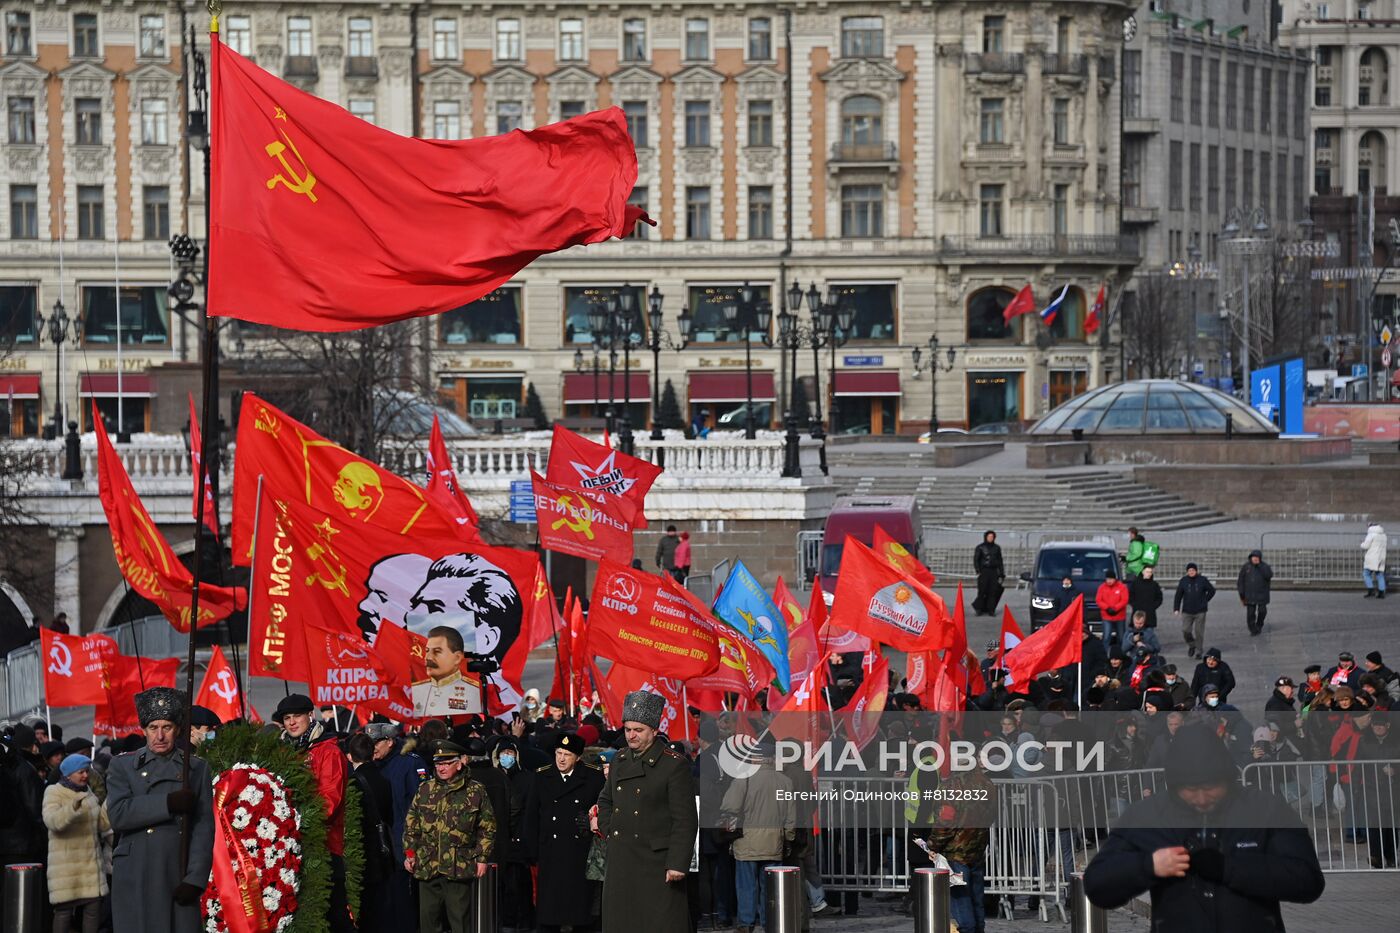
xmin=211 ymin=669 xmax=238 ymax=704
xmin=48 ymin=641 xmax=73 ymax=678
xmin=265 ymin=130 xmax=318 ymax=203
xmin=550 ymin=494 xmax=595 ymax=540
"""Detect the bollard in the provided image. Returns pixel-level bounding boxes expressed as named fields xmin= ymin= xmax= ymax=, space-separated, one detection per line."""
xmin=3 ymin=863 xmax=44 ymax=933
xmin=62 ymin=420 xmax=83 ymax=480
xmin=764 ymin=865 xmax=802 ymax=933
xmin=471 ymin=862 xmax=499 ymax=933
xmin=911 ymin=867 xmax=951 ymax=933
xmin=1225 ymin=411 xmax=1234 ymax=440
xmin=1069 ymin=872 xmax=1108 ymax=933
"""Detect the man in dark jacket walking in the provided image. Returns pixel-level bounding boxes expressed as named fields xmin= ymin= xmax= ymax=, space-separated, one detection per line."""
xmin=1264 ymin=677 xmax=1298 ymax=728
xmin=971 ymin=530 xmax=1005 ymax=616
xmin=1190 ymin=648 xmax=1236 ymax=704
xmin=1084 ymin=725 xmax=1325 ymax=930
xmin=1173 ymin=563 xmax=1216 ymax=659
xmin=1237 ymin=550 xmax=1273 ymax=636
xmin=1127 ymin=566 xmax=1164 ymax=628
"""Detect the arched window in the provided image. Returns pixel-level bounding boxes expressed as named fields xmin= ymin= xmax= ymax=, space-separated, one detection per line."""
xmin=1359 ymin=47 xmax=1389 ymax=107
xmin=1048 ymin=286 xmax=1087 ymax=342
xmin=966 ymin=286 xmax=1015 ymax=340
xmin=1359 ymin=130 xmax=1387 ymax=193
xmin=840 ymin=95 xmax=883 ymax=146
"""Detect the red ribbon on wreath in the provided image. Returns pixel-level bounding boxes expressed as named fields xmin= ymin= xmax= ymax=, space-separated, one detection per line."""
xmin=211 ymin=783 xmax=268 ymax=933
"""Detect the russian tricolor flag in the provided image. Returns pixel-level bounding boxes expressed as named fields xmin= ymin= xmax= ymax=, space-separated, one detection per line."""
xmin=1038 ymin=285 xmax=1071 ymax=326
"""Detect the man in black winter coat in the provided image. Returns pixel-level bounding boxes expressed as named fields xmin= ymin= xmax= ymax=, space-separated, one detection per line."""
xmin=1264 ymin=677 xmax=1298 ymax=727
xmin=971 ymin=530 xmax=1005 ymax=616
xmin=1173 ymin=563 xmax=1216 ymax=659
xmin=1237 ymin=550 xmax=1273 ymax=636
xmin=1190 ymin=648 xmax=1236 ymax=703
xmin=1084 ymin=725 xmax=1325 ymax=931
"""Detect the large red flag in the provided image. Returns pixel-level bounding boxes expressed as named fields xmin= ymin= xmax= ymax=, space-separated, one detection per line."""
xmin=231 ymin=393 xmax=468 ymax=565
xmin=585 ymin=560 xmax=720 ymax=678
xmin=208 ymin=39 xmax=644 ymax=331
xmin=1085 ymin=284 xmax=1106 ymax=335
xmin=95 ymin=404 xmax=245 ymax=632
xmin=95 ymin=655 xmax=180 ymax=737
xmin=872 ymin=525 xmax=935 ymax=588
xmin=302 ymin=621 xmax=415 ymax=721
xmin=690 ymin=622 xmax=778 ymax=704
xmin=595 ymin=662 xmax=691 ymax=740
xmin=1004 ymin=597 xmax=1084 ymax=693
xmin=773 ymin=577 xmax=805 ymax=632
xmin=424 ymin=414 xmax=479 ymax=528
xmin=767 ymin=583 xmax=822 ymax=711
xmin=996 ymin=606 xmax=1026 ymax=673
xmin=1001 ymin=284 xmax=1036 ymax=323
xmin=40 ymin=629 xmax=117 ymax=707
xmin=527 ymin=565 xmax=563 ymax=652
xmin=544 ymin=426 xmax=661 ymax=528
xmin=829 ymin=537 xmax=953 ymax=653
xmin=188 ymin=394 xmax=220 ymax=538
xmin=195 ymin=645 xmax=261 ymax=724
xmin=532 ymin=471 xmax=637 ymax=564
xmin=841 ymin=653 xmax=890 ymax=751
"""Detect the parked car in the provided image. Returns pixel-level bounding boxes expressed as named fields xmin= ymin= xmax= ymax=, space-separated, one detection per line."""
xmin=1021 ymin=538 xmax=1121 ymax=631
xmin=916 ymin=428 xmax=969 ymax=443
xmin=817 ymin=496 xmax=922 ymax=593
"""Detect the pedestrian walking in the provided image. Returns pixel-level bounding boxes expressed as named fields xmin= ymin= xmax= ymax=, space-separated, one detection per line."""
xmin=403 ymin=740 xmax=497 ymax=933
xmin=1237 ymin=550 xmax=1273 ymax=636
xmin=674 ymin=532 xmax=692 ymax=585
xmin=524 ymin=732 xmax=605 ymax=933
xmin=42 ymin=753 xmax=112 ymax=933
xmin=1172 ymin=563 xmax=1216 ymax=659
xmin=597 ymin=690 xmax=699 ymax=933
xmin=105 ymin=687 xmax=214 ymax=933
xmin=1127 ymin=566 xmax=1163 ymax=628
xmin=1189 ymin=648 xmax=1236 ymax=704
xmin=1124 ymin=527 xmax=1152 ymax=578
xmin=656 ymin=525 xmax=682 ymax=580
xmin=1096 ymin=570 xmax=1130 ymax=648
xmin=971 ymin=530 xmax=1005 ymax=616
xmin=719 ymin=742 xmax=795 ymax=933
xmin=1362 ymin=520 xmax=1387 ymax=598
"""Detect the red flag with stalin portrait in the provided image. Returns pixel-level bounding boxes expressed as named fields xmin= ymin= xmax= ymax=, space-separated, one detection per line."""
xmin=585 ymin=560 xmax=719 ymax=679
xmin=208 ymin=37 xmax=645 ymax=332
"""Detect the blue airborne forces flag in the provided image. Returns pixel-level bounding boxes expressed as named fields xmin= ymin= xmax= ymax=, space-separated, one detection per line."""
xmin=712 ymin=562 xmax=792 ymax=692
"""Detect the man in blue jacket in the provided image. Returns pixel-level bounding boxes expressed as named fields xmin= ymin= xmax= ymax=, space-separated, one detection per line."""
xmin=1084 ymin=725 xmax=1324 ymax=931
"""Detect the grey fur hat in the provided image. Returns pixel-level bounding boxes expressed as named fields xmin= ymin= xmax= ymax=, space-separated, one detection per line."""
xmin=135 ymin=687 xmax=188 ymax=728
xmin=621 ymin=690 xmax=665 ymax=730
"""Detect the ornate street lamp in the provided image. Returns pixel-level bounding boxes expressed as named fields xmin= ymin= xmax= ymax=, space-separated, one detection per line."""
xmin=723 ymin=283 xmax=773 ymax=440
xmin=39 ymin=298 xmax=82 ymax=442
xmin=644 ymin=286 xmax=689 ymax=442
xmin=911 ymin=335 xmax=958 ymax=436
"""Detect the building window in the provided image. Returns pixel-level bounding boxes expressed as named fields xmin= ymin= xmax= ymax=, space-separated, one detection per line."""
xmin=1225 ymin=62 xmax=1238 ymax=128
xmin=685 ymin=18 xmax=709 ymax=61
xmin=1170 ymin=53 xmax=1184 ymax=122
xmin=684 ymin=100 xmax=711 ymax=147
xmin=348 ymin=17 xmax=373 ymax=58
xmin=348 ymin=99 xmax=376 ymax=124
xmin=77 ymin=185 xmax=104 ymax=240
xmin=6 ymin=11 xmax=31 ymax=56
xmin=841 ymin=184 xmax=883 ymax=237
xmin=686 ymin=186 xmax=711 ymax=239
xmin=1055 ymin=16 xmax=1071 ymax=54
xmin=75 ymin=98 xmax=102 ymax=146
xmin=1242 ymin=66 xmax=1254 ymax=132
xmin=432 ymin=18 xmax=459 ymax=60
xmin=494 ymin=18 xmax=520 ymax=61
xmin=559 ymin=100 xmax=586 ymax=120
xmin=496 ymin=101 xmax=523 ymax=135
xmin=1242 ymin=150 xmax=1254 ymax=207
xmin=1052 ymin=184 xmax=1069 ymax=235
xmin=979 ymin=98 xmax=1004 ymax=144
xmin=9 ymin=185 xmax=37 ymax=239
xmin=81 ymin=285 xmax=169 ymax=345
xmin=627 ymin=187 xmax=649 ymax=239
xmin=226 ymin=15 xmax=252 ymax=55
xmin=1208 ymin=59 xmax=1220 ymax=128
xmin=748 ymin=186 xmax=773 ymax=239
xmin=1259 ymin=152 xmax=1271 ymax=208
xmin=1225 ymin=146 xmax=1237 ymax=207
xmin=748 ymin=100 xmax=773 ymax=147
xmin=142 ymin=186 xmax=169 ymax=240
xmin=828 ymin=283 xmax=897 ymax=342
xmin=1294 ymin=154 xmax=1305 ymax=215
xmin=559 ymin=18 xmax=583 ymax=61
xmin=0 ymin=286 xmax=37 ymax=350
xmin=1208 ymin=145 xmax=1220 ymax=213
xmin=1047 ymin=287 xmax=1085 ymax=342
xmin=841 ymin=16 xmax=884 ymax=58
xmin=438 ymin=287 xmax=523 ymax=346
xmin=1052 ymin=98 xmax=1069 ymax=145
xmin=966 ymin=287 xmax=1015 ymax=340
xmin=983 ymin=16 xmax=1005 ymax=53
xmin=1294 ymin=73 xmax=1306 ymax=137
xmin=748 ymin=18 xmax=772 ymax=60
xmin=685 ymin=284 xmax=774 ymax=344
xmin=432 ymin=101 xmax=460 ymax=139
xmin=1277 ymin=69 xmax=1288 ymax=134
xmin=288 ymin=17 xmax=312 ymax=57
xmin=1189 ymin=143 xmax=1202 ymax=211
xmin=1259 ymin=69 xmax=1272 ymax=133
xmin=623 ymin=19 xmax=647 ymax=61
xmin=623 ymin=101 xmax=648 ymax=147
xmin=139 ymin=98 xmax=167 ymax=145
xmin=841 ymin=95 xmax=883 ymax=148
xmin=1168 ymin=141 xmax=1183 ymax=210
xmin=979 ymin=184 xmax=1004 ymax=237
xmin=73 ymin=13 xmax=98 ymax=57
xmin=7 ymin=97 xmax=34 ymax=144
xmin=1190 ymin=56 xmax=1202 ymax=125
xmin=1123 ymin=50 xmax=1141 ymax=118
xmin=139 ymin=14 xmax=165 ymax=57
xmin=1315 ymin=84 xmax=1331 ymax=107
xmin=1123 ymin=139 xmax=1143 ymax=207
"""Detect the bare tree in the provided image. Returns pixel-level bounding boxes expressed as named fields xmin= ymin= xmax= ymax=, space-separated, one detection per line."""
xmin=1256 ymin=239 xmax=1312 ymax=362
xmin=1123 ymin=271 xmax=1189 ymax=377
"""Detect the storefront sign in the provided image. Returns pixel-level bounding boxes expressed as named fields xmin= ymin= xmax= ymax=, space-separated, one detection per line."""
xmin=697 ymin=357 xmax=769 ymax=369
xmin=0 ymin=357 xmax=31 ymax=371
xmin=963 ymin=354 xmax=1028 ymax=368
xmin=97 ymin=358 xmax=150 ymax=371
xmin=843 ymin=355 xmax=884 ymax=367
xmin=468 ymin=358 xmax=516 ymax=370
xmin=1048 ymin=355 xmax=1091 ymax=368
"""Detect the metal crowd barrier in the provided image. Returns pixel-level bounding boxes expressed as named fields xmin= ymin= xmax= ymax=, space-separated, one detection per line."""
xmin=797 ymin=530 xmax=823 ymax=583
xmin=1 ymin=643 xmax=42 ymax=722
xmin=985 ymin=778 xmax=1066 ymax=922
xmin=812 ymin=776 xmax=910 ymax=893
xmin=113 ymin=615 xmax=189 ymax=659
xmin=1244 ymin=759 xmax=1400 ymax=872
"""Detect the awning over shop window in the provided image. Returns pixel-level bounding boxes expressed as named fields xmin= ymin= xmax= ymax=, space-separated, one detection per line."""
xmin=687 ymin=372 xmax=776 ymax=403
xmin=0 ymin=374 xmax=40 ymax=399
xmin=833 ymin=370 xmax=902 ymax=397
xmin=79 ymin=373 xmax=153 ymax=397
xmin=563 ymin=372 xmax=650 ymax=404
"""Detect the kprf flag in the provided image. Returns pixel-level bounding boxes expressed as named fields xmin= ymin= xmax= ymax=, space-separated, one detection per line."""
xmin=585 ymin=560 xmax=720 ymax=679
xmin=1001 ymin=284 xmax=1036 ymax=323
xmin=532 ymin=471 xmax=637 ymax=564
xmin=195 ymin=645 xmax=261 ymax=724
xmin=188 ymin=393 xmax=220 ymax=538
xmin=996 ymin=606 xmax=1025 ymax=675
xmin=872 ymin=524 xmax=935 ymax=588
xmin=712 ymin=562 xmax=792 ymax=692
xmin=231 ymin=393 xmax=467 ymax=565
xmin=95 ymin=655 xmax=180 ymax=736
xmin=1085 ymin=285 xmax=1106 ymax=334
xmin=40 ymin=629 xmax=117 ymax=707
xmin=1038 ymin=285 xmax=1071 ymax=327
xmin=544 ymin=425 xmax=662 ymax=528
xmin=1004 ymin=596 xmax=1084 ymax=694
xmin=829 ymin=537 xmax=953 ymax=654
xmin=208 ymin=38 xmax=645 ymax=331
xmin=424 ymin=413 xmax=479 ymax=528
xmin=95 ymin=403 xmax=245 ymax=632
xmin=302 ymin=620 xmax=414 ymax=721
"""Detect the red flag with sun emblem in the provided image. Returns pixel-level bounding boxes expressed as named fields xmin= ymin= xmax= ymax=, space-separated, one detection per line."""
xmin=872 ymin=524 xmax=935 ymax=588
xmin=829 ymin=536 xmax=953 ymax=653
xmin=544 ymin=425 xmax=661 ymax=528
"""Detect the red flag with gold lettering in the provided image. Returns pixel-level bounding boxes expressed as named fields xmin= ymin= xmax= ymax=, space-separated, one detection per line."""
xmin=532 ymin=471 xmax=637 ymax=564
xmin=585 ymin=560 xmax=719 ymax=678
xmin=208 ymin=37 xmax=645 ymax=332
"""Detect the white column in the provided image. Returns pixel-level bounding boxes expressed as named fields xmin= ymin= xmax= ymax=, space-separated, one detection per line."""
xmin=49 ymin=525 xmax=85 ymax=630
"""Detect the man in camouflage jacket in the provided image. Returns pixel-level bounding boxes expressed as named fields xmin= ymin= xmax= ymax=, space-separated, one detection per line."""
xmin=403 ymin=740 xmax=496 ymax=933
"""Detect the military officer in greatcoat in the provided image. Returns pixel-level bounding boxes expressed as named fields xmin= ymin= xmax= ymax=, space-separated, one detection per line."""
xmin=523 ymin=732 xmax=605 ymax=932
xmin=105 ymin=687 xmax=214 ymax=933
xmin=597 ymin=691 xmax=698 ymax=933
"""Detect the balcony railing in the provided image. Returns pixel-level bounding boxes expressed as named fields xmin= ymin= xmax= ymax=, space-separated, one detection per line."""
xmin=1042 ymin=53 xmax=1087 ymax=76
xmin=830 ymin=141 xmax=897 ymax=162
xmin=346 ymin=56 xmax=379 ymax=78
xmin=284 ymin=55 xmax=318 ymax=78
xmin=966 ymin=52 xmax=1025 ymax=74
xmin=940 ymin=234 xmax=1141 ymax=258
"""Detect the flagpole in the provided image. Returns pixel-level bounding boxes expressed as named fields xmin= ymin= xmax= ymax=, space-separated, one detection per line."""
xmin=237 ymin=475 xmax=264 ymax=723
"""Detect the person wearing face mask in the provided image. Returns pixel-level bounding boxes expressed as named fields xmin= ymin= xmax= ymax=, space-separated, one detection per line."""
xmin=521 ymin=687 xmax=544 ymax=723
xmin=524 ymin=733 xmax=605 ymax=932
xmin=1159 ymin=665 xmax=1192 ymax=710
xmin=1190 ymin=648 xmax=1236 ymax=704
xmin=493 ymin=738 xmax=535 ymax=933
xmin=1052 ymin=574 xmax=1079 ymax=618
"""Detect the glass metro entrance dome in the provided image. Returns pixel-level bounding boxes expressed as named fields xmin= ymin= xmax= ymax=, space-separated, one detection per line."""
xmin=1029 ymin=379 xmax=1279 ymax=435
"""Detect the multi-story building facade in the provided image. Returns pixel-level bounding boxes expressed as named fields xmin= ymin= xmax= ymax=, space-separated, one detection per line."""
xmin=1120 ymin=1 xmax=1311 ymax=382
xmin=1 ymin=0 xmax=1140 ymax=440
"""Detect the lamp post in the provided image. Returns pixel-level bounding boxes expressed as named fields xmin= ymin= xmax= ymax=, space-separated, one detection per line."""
xmin=1186 ymin=238 xmax=1202 ymax=380
xmin=589 ymin=287 xmax=644 ymax=454
xmin=803 ymin=284 xmax=852 ymax=436
xmin=722 ymin=282 xmax=773 ymax=440
xmin=1221 ymin=207 xmax=1271 ymax=396
xmin=911 ymin=335 xmax=957 ymax=436
xmin=39 ymin=298 xmax=81 ymax=440
xmin=777 ymin=281 xmax=809 ymax=478
xmin=644 ymin=285 xmax=690 ymax=441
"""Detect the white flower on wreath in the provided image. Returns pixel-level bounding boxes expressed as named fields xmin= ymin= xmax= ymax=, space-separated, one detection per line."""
xmin=262 ymin=885 xmax=282 ymax=913
xmin=276 ymin=915 xmax=295 ymax=933
xmin=272 ymin=797 xmax=291 ymax=820
xmin=279 ymin=867 xmax=297 ymax=888
xmin=256 ymin=818 xmax=278 ymax=841
xmin=242 ymin=838 xmax=258 ymax=854
xmin=237 ymin=785 xmax=266 ymax=807
xmin=231 ymin=807 xmax=252 ymax=831
xmin=264 ymin=846 xmax=283 ymax=870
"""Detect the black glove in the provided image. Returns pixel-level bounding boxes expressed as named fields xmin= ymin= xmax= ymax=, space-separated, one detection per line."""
xmin=1189 ymin=847 xmax=1226 ymax=883
xmin=166 ymin=789 xmax=197 ymax=815
xmin=172 ymin=882 xmax=203 ymax=906
xmin=574 ymin=810 xmax=591 ymax=838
